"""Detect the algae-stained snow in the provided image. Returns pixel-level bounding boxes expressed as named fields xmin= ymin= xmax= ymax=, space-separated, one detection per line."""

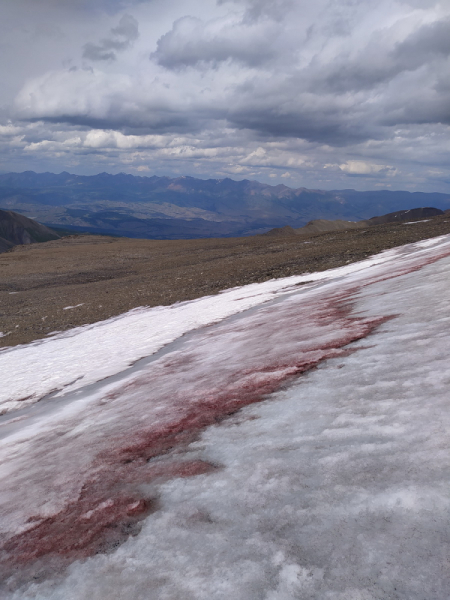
xmin=0 ymin=245 xmax=415 ymax=414
xmin=1 ymin=235 xmax=450 ymax=599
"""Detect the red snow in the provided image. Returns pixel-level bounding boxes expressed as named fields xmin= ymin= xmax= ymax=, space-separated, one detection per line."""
xmin=2 ymin=244 xmax=450 ymax=574
xmin=3 ymin=460 xmax=216 ymax=563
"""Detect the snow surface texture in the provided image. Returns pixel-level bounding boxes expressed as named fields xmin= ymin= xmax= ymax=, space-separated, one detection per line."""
xmin=1 ymin=235 xmax=450 ymax=598
xmin=1 ymin=240 xmax=438 ymax=414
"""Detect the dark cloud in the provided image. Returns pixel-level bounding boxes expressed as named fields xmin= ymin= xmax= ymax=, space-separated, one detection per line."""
xmin=38 ymin=0 xmax=146 ymax=11
xmin=83 ymin=14 xmax=139 ymax=61
xmin=218 ymin=0 xmax=294 ymax=23
xmin=82 ymin=43 xmax=117 ymax=61
xmin=39 ymin=112 xmax=198 ymax=135
xmin=153 ymin=16 xmax=277 ymax=69
xmin=394 ymin=18 xmax=450 ymax=65
xmin=111 ymin=13 xmax=140 ymax=39
xmin=226 ymin=107 xmax=370 ymax=145
xmin=380 ymin=89 xmax=450 ymax=128
xmin=321 ymin=16 xmax=450 ymax=94
xmin=3 ymin=0 xmax=450 ymax=191
xmin=282 ymin=17 xmax=450 ymax=102
xmin=5 ymin=0 xmax=144 ymax=15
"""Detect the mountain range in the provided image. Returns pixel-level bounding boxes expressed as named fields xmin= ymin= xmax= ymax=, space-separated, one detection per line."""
xmin=1 ymin=171 xmax=449 ymax=239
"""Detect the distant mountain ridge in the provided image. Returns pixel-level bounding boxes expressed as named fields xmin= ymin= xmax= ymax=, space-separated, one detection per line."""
xmin=365 ymin=207 xmax=444 ymax=226
xmin=0 ymin=171 xmax=449 ymax=239
xmin=277 ymin=207 xmax=445 ymax=237
xmin=0 ymin=209 xmax=60 ymax=253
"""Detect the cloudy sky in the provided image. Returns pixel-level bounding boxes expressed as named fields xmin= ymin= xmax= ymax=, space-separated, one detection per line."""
xmin=1 ymin=0 xmax=449 ymax=191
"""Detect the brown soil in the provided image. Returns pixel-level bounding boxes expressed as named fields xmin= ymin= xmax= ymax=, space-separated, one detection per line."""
xmin=1 ymin=213 xmax=450 ymax=349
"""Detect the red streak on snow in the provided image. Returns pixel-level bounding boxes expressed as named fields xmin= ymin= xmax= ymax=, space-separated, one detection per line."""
xmin=1 ymin=306 xmax=388 ymax=567
xmin=3 ymin=459 xmax=216 ymax=565
xmin=2 ymin=244 xmax=450 ymax=572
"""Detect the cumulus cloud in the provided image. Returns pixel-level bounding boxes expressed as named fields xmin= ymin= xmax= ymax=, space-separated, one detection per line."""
xmin=19 ymin=1 xmax=450 ymax=144
xmin=83 ymin=14 xmax=139 ymax=61
xmin=339 ymin=161 xmax=397 ymax=177
xmin=2 ymin=0 xmax=450 ymax=190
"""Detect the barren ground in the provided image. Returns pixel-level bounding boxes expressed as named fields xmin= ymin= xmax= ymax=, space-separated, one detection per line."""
xmin=1 ymin=213 xmax=450 ymax=348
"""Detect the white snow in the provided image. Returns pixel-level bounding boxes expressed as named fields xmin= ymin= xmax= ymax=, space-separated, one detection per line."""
xmin=403 ymin=219 xmax=430 ymax=224
xmin=63 ymin=303 xmax=85 ymax=310
xmin=1 ymin=234 xmax=450 ymax=598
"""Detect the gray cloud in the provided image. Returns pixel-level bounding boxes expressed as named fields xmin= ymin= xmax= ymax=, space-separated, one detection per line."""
xmin=2 ymin=0 xmax=450 ymax=192
xmin=226 ymin=108 xmax=369 ymax=145
xmin=153 ymin=15 xmax=278 ymax=68
xmin=82 ymin=44 xmax=117 ymax=61
xmin=47 ymin=0 xmax=146 ymax=10
xmin=218 ymin=0 xmax=294 ymax=23
xmin=83 ymin=14 xmax=139 ymax=61
xmin=394 ymin=18 xmax=450 ymax=64
xmin=302 ymin=18 xmax=450 ymax=96
xmin=17 ymin=2 xmax=450 ymax=146
xmin=4 ymin=0 xmax=144 ymax=15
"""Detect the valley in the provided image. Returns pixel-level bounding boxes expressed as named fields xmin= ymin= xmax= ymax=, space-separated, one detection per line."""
xmin=1 ymin=171 xmax=450 ymax=239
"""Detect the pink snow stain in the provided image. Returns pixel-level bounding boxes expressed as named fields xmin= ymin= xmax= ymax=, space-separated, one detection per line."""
xmin=3 ymin=460 xmax=216 ymax=564
xmin=2 ymin=243 xmax=450 ymax=574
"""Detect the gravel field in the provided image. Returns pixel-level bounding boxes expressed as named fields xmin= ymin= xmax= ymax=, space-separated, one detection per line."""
xmin=1 ymin=213 xmax=450 ymax=348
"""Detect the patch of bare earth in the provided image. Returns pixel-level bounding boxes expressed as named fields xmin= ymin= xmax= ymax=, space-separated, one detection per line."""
xmin=1 ymin=213 xmax=450 ymax=348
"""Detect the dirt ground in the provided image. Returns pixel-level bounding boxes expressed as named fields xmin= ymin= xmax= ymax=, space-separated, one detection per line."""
xmin=1 ymin=213 xmax=450 ymax=348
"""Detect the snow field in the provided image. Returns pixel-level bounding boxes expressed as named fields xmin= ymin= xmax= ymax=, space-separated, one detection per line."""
xmin=1 ymin=234 xmax=450 ymax=598
xmin=1 ymin=236 xmax=444 ymax=413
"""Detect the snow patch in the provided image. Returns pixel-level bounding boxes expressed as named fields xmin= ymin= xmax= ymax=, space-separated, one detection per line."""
xmin=403 ymin=220 xmax=430 ymax=224
xmin=63 ymin=304 xmax=84 ymax=310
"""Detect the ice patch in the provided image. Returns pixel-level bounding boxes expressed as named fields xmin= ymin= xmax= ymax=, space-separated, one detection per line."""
xmin=63 ymin=304 xmax=84 ymax=310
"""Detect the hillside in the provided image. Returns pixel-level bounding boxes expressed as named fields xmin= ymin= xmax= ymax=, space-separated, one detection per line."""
xmin=286 ymin=207 xmax=445 ymax=237
xmin=2 ymin=209 xmax=450 ymax=348
xmin=366 ymin=206 xmax=444 ymax=225
xmin=0 ymin=171 xmax=449 ymax=239
xmin=0 ymin=209 xmax=60 ymax=253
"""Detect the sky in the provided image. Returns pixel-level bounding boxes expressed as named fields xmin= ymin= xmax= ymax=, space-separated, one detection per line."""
xmin=0 ymin=0 xmax=449 ymax=191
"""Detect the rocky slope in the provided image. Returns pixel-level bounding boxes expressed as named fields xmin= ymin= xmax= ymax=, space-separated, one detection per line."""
xmin=277 ymin=207 xmax=445 ymax=237
xmin=0 ymin=209 xmax=59 ymax=253
xmin=2 ymin=210 xmax=450 ymax=348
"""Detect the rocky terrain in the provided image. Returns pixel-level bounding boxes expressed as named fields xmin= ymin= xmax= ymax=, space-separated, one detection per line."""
xmin=292 ymin=207 xmax=444 ymax=236
xmin=0 ymin=209 xmax=59 ymax=253
xmin=2 ymin=210 xmax=450 ymax=348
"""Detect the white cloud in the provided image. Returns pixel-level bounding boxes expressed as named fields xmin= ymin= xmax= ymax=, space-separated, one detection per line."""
xmin=339 ymin=161 xmax=397 ymax=176
xmin=0 ymin=0 xmax=449 ymax=190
